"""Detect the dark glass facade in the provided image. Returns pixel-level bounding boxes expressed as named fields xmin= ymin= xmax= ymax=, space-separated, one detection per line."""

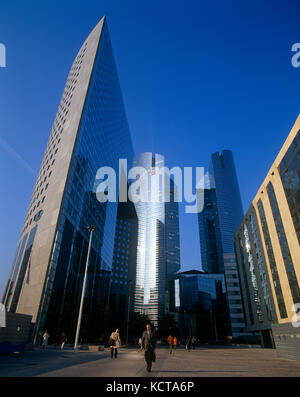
xmin=34 ymin=20 xmax=134 ymax=343
xmin=278 ymin=129 xmax=300 ymax=244
xmin=199 ymin=150 xmax=247 ymax=338
xmin=257 ymin=199 xmax=287 ymax=319
xmin=9 ymin=226 xmax=37 ymax=312
xmin=109 ymin=200 xmax=138 ymax=334
xmin=266 ymin=182 xmax=300 ymax=305
xmin=234 ymin=237 xmax=255 ymax=326
xmin=177 ymin=271 xmax=228 ymax=342
xmin=2 ymin=234 xmax=27 ymax=308
xmin=209 ymin=150 xmax=244 ymax=254
xmin=165 ymin=178 xmax=180 ymax=312
xmin=197 ymin=188 xmax=224 ymax=273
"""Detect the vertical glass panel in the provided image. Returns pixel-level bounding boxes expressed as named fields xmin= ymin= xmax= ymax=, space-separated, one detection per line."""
xmin=257 ymin=199 xmax=287 ymax=318
xmin=267 ymin=182 xmax=300 ymax=304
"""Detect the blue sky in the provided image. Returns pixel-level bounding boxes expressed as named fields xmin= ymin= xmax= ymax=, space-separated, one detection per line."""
xmin=1 ymin=0 xmax=300 ymax=298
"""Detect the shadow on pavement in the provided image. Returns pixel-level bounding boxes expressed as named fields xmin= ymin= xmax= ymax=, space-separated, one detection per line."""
xmin=0 ymin=348 xmax=111 ymax=377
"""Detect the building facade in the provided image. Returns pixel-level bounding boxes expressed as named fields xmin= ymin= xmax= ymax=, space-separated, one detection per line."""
xmin=165 ymin=178 xmax=181 ymax=313
xmin=175 ymin=270 xmax=228 ymax=343
xmin=198 ymin=188 xmax=224 ymax=274
xmin=134 ymin=153 xmax=180 ymax=326
xmin=2 ymin=17 xmax=135 ymax=344
xmin=109 ymin=200 xmax=138 ymax=334
xmin=198 ymin=150 xmax=250 ymax=339
xmin=234 ymin=115 xmax=300 ymax=358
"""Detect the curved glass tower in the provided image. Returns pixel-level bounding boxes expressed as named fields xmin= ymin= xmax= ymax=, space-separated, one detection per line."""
xmin=2 ymin=17 xmax=134 ymax=343
xmin=134 ymin=153 xmax=166 ymax=326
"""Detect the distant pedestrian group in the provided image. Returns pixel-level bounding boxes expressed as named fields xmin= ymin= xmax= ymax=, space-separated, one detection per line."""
xmin=167 ymin=334 xmax=178 ymax=354
xmin=42 ymin=330 xmax=67 ymax=350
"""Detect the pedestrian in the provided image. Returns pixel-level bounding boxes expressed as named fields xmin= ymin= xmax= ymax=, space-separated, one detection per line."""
xmin=42 ymin=330 xmax=50 ymax=350
xmin=60 ymin=331 xmax=67 ymax=350
xmin=138 ymin=337 xmax=142 ymax=351
xmin=173 ymin=336 xmax=178 ymax=350
xmin=167 ymin=334 xmax=173 ymax=354
xmin=53 ymin=333 xmax=59 ymax=350
xmin=141 ymin=324 xmax=156 ymax=372
xmin=186 ymin=336 xmax=191 ymax=352
xmin=191 ymin=336 xmax=196 ymax=349
xmin=109 ymin=329 xmax=121 ymax=359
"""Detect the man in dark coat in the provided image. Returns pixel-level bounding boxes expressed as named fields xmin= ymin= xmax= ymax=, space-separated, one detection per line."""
xmin=141 ymin=324 xmax=156 ymax=372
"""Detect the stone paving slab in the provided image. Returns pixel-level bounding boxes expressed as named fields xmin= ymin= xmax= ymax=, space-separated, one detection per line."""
xmin=0 ymin=346 xmax=300 ymax=377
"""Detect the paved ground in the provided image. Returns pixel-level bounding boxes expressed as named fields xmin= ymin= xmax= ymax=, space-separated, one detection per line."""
xmin=0 ymin=346 xmax=300 ymax=377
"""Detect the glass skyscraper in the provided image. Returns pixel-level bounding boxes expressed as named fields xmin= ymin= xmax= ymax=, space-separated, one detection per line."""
xmin=198 ymin=188 xmax=224 ymax=274
xmin=209 ymin=150 xmax=244 ymax=253
xmin=109 ymin=200 xmax=138 ymax=332
xmin=134 ymin=153 xmax=180 ymax=326
xmin=2 ymin=17 xmax=134 ymax=343
xmin=198 ymin=150 xmax=249 ymax=339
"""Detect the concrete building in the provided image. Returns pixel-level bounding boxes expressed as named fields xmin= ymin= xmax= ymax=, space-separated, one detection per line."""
xmin=234 ymin=115 xmax=300 ymax=359
xmin=2 ymin=17 xmax=135 ymax=344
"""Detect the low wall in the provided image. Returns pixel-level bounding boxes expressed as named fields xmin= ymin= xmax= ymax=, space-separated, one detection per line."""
xmin=0 ymin=312 xmax=33 ymax=353
xmin=272 ymin=323 xmax=300 ymax=362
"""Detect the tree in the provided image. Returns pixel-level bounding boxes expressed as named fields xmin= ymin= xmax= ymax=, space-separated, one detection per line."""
xmin=157 ymin=313 xmax=178 ymax=339
xmin=129 ymin=312 xmax=152 ymax=339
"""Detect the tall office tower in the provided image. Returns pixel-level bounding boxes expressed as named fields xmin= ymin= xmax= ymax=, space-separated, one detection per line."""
xmin=165 ymin=178 xmax=181 ymax=313
xmin=2 ymin=17 xmax=134 ymax=343
xmin=134 ymin=153 xmax=180 ymax=326
xmin=209 ymin=150 xmax=244 ymax=253
xmin=109 ymin=200 xmax=138 ymax=331
xmin=198 ymin=187 xmax=224 ymax=274
xmin=235 ymin=116 xmax=300 ymax=360
xmin=198 ymin=150 xmax=248 ymax=339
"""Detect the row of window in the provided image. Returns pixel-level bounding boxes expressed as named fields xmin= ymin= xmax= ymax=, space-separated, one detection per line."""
xmin=21 ymin=43 xmax=88 ymax=235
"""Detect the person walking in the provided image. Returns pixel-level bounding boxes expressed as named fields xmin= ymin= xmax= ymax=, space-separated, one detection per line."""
xmin=60 ymin=331 xmax=67 ymax=350
xmin=186 ymin=336 xmax=191 ymax=352
xmin=167 ymin=334 xmax=173 ymax=354
xmin=109 ymin=329 xmax=121 ymax=359
xmin=42 ymin=330 xmax=50 ymax=350
xmin=141 ymin=324 xmax=156 ymax=372
xmin=173 ymin=336 xmax=178 ymax=350
xmin=138 ymin=337 xmax=142 ymax=351
xmin=191 ymin=336 xmax=196 ymax=349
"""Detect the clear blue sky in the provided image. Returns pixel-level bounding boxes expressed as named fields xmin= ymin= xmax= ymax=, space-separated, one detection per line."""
xmin=1 ymin=0 xmax=300 ymax=298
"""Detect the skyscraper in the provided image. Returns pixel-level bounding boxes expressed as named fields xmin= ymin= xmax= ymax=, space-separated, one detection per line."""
xmin=109 ymin=200 xmax=138 ymax=331
xmin=198 ymin=150 xmax=249 ymax=339
xmin=209 ymin=150 xmax=244 ymax=253
xmin=197 ymin=188 xmax=223 ymax=274
xmin=165 ymin=178 xmax=181 ymax=313
xmin=134 ymin=153 xmax=180 ymax=326
xmin=2 ymin=17 xmax=134 ymax=343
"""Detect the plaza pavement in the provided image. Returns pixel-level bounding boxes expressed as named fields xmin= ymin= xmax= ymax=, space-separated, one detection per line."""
xmin=0 ymin=345 xmax=300 ymax=377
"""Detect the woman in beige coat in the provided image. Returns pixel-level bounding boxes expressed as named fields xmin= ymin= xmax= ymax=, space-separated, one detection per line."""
xmin=109 ymin=329 xmax=121 ymax=359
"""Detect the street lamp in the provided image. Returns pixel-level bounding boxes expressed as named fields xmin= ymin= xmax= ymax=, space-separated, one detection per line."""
xmin=74 ymin=225 xmax=96 ymax=351
xmin=126 ymin=279 xmax=132 ymax=346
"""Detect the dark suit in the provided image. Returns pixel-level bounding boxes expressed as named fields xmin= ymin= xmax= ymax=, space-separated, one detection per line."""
xmin=142 ymin=330 xmax=156 ymax=372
